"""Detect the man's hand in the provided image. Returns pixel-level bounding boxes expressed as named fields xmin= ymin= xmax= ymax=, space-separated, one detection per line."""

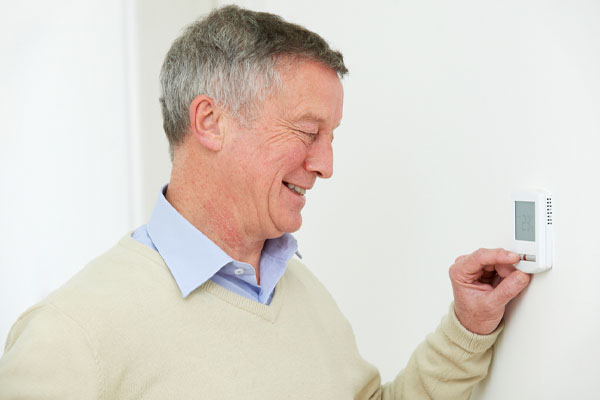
xmin=449 ymin=248 xmax=532 ymax=335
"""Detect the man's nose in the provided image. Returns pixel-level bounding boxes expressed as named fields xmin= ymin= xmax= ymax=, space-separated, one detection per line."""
xmin=304 ymin=134 xmax=333 ymax=179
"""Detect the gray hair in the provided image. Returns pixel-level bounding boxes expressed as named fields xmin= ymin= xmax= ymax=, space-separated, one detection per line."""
xmin=159 ymin=5 xmax=348 ymax=157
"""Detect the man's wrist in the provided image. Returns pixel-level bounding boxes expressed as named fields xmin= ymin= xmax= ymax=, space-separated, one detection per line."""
xmin=442 ymin=303 xmax=503 ymax=353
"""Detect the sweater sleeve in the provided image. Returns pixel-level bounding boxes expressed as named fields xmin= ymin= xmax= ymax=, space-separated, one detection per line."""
xmin=0 ymin=303 xmax=101 ymax=400
xmin=377 ymin=303 xmax=501 ymax=400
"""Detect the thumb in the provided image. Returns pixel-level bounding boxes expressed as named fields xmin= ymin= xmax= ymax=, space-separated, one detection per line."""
xmin=492 ymin=270 xmax=531 ymax=305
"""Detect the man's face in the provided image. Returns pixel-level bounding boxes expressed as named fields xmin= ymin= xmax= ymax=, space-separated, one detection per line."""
xmin=221 ymin=60 xmax=344 ymax=240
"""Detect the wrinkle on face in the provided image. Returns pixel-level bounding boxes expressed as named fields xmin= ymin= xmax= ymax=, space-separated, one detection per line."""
xmin=256 ymin=117 xmax=315 ymax=158
xmin=262 ymin=112 xmax=337 ymax=150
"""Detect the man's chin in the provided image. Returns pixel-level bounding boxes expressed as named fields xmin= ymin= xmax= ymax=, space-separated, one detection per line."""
xmin=272 ymin=214 xmax=303 ymax=236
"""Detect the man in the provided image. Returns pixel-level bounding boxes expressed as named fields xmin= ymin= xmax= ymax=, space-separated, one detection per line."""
xmin=0 ymin=5 xmax=531 ymax=399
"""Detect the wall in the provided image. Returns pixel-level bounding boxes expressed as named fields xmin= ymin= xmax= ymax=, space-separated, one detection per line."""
xmin=223 ymin=1 xmax=600 ymax=398
xmin=0 ymin=0 xmax=214 ymax=349
xmin=0 ymin=0 xmax=132 ymax=346
xmin=128 ymin=0 xmax=217 ymax=224
xmin=2 ymin=1 xmax=599 ymax=397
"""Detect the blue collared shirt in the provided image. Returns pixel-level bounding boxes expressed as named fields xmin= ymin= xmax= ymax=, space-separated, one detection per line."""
xmin=131 ymin=187 xmax=300 ymax=305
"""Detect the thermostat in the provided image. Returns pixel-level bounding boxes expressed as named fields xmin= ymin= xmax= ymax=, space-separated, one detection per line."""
xmin=511 ymin=189 xmax=553 ymax=273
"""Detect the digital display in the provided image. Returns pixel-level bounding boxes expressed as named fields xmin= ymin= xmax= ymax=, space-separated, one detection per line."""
xmin=515 ymin=201 xmax=535 ymax=241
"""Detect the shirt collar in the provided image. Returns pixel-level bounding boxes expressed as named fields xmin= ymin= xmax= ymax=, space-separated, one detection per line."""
xmin=146 ymin=186 xmax=300 ymax=298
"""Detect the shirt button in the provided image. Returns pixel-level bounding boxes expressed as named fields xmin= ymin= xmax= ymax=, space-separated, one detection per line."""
xmin=234 ymin=268 xmax=245 ymax=275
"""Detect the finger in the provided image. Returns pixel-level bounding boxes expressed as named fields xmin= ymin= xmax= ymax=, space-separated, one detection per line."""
xmin=487 ymin=265 xmax=518 ymax=287
xmin=494 ymin=264 xmax=518 ymax=278
xmin=461 ymin=248 xmax=520 ymax=274
xmin=491 ymin=270 xmax=532 ymax=305
xmin=454 ymin=254 xmax=468 ymax=264
xmin=472 ymin=281 xmax=494 ymax=291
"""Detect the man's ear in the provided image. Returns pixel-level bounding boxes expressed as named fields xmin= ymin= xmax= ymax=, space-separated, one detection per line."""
xmin=189 ymin=95 xmax=223 ymax=152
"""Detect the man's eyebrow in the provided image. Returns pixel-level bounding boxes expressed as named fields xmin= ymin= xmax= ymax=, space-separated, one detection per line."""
xmin=293 ymin=112 xmax=342 ymax=129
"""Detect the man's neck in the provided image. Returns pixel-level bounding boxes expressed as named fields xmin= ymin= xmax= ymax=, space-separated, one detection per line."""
xmin=166 ymin=170 xmax=265 ymax=284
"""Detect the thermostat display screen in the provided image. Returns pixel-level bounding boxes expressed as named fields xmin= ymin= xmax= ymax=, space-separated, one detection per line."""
xmin=515 ymin=201 xmax=535 ymax=241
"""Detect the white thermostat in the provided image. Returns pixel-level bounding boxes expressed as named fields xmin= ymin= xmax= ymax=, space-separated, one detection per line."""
xmin=511 ymin=189 xmax=554 ymax=274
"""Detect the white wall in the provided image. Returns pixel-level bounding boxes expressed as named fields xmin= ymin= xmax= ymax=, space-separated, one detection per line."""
xmin=222 ymin=1 xmax=600 ymax=398
xmin=0 ymin=0 xmax=132 ymax=345
xmin=0 ymin=0 xmax=214 ymax=348
xmin=128 ymin=0 xmax=217 ymax=224
xmin=2 ymin=1 xmax=599 ymax=398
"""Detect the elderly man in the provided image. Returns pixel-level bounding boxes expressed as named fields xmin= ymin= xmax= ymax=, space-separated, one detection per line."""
xmin=0 ymin=5 xmax=530 ymax=399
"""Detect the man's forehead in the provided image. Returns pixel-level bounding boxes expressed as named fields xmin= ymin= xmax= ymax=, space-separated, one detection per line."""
xmin=270 ymin=59 xmax=344 ymax=128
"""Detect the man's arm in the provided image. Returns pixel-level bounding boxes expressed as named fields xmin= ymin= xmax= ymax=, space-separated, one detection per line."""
xmin=370 ymin=249 xmax=531 ymax=399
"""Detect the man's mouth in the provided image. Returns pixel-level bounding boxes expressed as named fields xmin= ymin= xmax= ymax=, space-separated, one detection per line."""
xmin=283 ymin=182 xmax=306 ymax=196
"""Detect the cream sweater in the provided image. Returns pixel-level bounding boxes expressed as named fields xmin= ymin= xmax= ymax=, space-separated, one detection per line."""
xmin=0 ymin=235 xmax=500 ymax=399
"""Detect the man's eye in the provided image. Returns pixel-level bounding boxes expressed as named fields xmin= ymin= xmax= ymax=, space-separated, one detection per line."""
xmin=293 ymin=128 xmax=318 ymax=141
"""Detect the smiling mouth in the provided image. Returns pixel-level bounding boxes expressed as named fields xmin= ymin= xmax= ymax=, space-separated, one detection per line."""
xmin=283 ymin=182 xmax=306 ymax=196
